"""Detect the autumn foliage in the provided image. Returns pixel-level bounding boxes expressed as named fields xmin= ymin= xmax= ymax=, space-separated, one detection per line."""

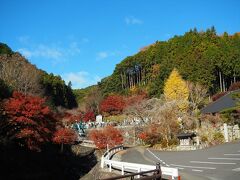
xmin=83 ymin=111 xmax=95 ymax=122
xmin=53 ymin=128 xmax=77 ymax=144
xmin=3 ymin=91 xmax=56 ymax=151
xmin=125 ymin=92 xmax=147 ymax=107
xmin=212 ymin=92 xmax=227 ymax=101
xmin=63 ymin=112 xmax=83 ymax=125
xmin=89 ymin=126 xmax=123 ymax=149
xmin=164 ymin=68 xmax=189 ymax=110
xmin=52 ymin=128 xmax=77 ymax=152
xmin=100 ymin=95 xmax=125 ymax=115
xmin=164 ymin=68 xmax=189 ymax=101
xmin=228 ymin=82 xmax=240 ymax=91
xmin=138 ymin=125 xmax=161 ymax=146
xmin=63 ymin=110 xmax=95 ymax=126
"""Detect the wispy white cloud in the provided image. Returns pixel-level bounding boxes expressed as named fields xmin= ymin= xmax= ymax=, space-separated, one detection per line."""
xmin=81 ymin=38 xmax=90 ymax=43
xmin=17 ymin=40 xmax=81 ymax=63
xmin=97 ymin=51 xmax=109 ymax=60
xmin=125 ymin=16 xmax=143 ymax=25
xmin=96 ymin=51 xmax=121 ymax=60
xmin=164 ymin=33 xmax=172 ymax=39
xmin=62 ymin=71 xmax=101 ymax=89
xmin=17 ymin=36 xmax=30 ymax=44
xmin=68 ymin=42 xmax=81 ymax=55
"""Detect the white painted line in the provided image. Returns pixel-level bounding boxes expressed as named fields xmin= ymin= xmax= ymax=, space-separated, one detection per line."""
xmin=232 ymin=167 xmax=240 ymax=171
xmin=224 ymin=154 xmax=240 ymax=156
xmin=208 ymin=157 xmax=240 ymax=160
xmin=146 ymin=149 xmax=170 ymax=166
xmin=177 ymin=167 xmax=184 ymax=170
xmin=190 ymin=161 xmax=236 ymax=165
xmin=170 ymin=164 xmax=216 ymax=170
xmin=192 ymin=169 xmax=203 ymax=172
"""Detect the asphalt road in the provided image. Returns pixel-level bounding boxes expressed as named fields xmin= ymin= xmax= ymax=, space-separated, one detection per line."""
xmin=120 ymin=141 xmax=240 ymax=180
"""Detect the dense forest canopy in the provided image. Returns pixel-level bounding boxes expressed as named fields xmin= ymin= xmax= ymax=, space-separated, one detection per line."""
xmin=0 ymin=43 xmax=77 ymax=109
xmin=98 ymin=27 xmax=240 ymax=97
xmin=1 ymin=27 xmax=240 ymax=107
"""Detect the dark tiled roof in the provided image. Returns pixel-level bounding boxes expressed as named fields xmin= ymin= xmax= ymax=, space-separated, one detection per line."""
xmin=177 ymin=132 xmax=196 ymax=138
xmin=201 ymin=89 xmax=240 ymax=114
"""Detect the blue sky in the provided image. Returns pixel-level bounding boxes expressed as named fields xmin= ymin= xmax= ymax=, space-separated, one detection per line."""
xmin=1 ymin=0 xmax=240 ymax=89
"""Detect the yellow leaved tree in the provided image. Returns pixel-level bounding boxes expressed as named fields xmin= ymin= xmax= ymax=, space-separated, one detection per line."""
xmin=164 ymin=68 xmax=189 ymax=110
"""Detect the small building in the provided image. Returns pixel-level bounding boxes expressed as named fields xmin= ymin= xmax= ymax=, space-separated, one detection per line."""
xmin=201 ymin=90 xmax=240 ymax=114
xmin=177 ymin=132 xmax=196 ymax=146
xmin=177 ymin=132 xmax=197 ymax=150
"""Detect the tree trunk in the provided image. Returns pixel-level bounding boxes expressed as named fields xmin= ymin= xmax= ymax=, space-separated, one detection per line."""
xmin=219 ymin=70 xmax=223 ymax=92
xmin=165 ymin=134 xmax=169 ymax=148
xmin=120 ymin=72 xmax=124 ymax=89
xmin=234 ymin=71 xmax=236 ymax=83
xmin=60 ymin=143 xmax=64 ymax=153
xmin=223 ymin=76 xmax=226 ymax=92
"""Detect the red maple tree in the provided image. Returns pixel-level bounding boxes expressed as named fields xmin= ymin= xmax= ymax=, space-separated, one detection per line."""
xmin=64 ymin=113 xmax=83 ymax=125
xmin=83 ymin=111 xmax=95 ymax=122
xmin=125 ymin=93 xmax=147 ymax=107
xmin=89 ymin=125 xmax=123 ymax=149
xmin=228 ymin=82 xmax=240 ymax=91
xmin=52 ymin=128 xmax=77 ymax=153
xmin=100 ymin=95 xmax=125 ymax=115
xmin=3 ymin=91 xmax=56 ymax=151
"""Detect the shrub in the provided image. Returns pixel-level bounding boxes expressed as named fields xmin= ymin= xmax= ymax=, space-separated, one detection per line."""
xmin=201 ymin=135 xmax=208 ymax=143
xmin=212 ymin=92 xmax=227 ymax=101
xmin=89 ymin=125 xmax=123 ymax=149
xmin=212 ymin=132 xmax=224 ymax=144
xmin=228 ymin=82 xmax=240 ymax=91
xmin=168 ymin=138 xmax=179 ymax=146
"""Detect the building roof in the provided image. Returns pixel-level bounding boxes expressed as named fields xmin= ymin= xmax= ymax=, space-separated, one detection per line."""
xmin=201 ymin=89 xmax=240 ymax=114
xmin=177 ymin=132 xmax=196 ymax=139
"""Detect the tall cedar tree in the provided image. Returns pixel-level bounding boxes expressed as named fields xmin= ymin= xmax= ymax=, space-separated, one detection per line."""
xmin=89 ymin=125 xmax=123 ymax=149
xmin=3 ymin=91 xmax=56 ymax=151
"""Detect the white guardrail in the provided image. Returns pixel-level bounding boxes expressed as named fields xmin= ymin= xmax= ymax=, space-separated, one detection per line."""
xmin=101 ymin=145 xmax=179 ymax=180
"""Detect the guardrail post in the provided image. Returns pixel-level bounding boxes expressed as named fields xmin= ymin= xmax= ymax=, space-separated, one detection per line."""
xmin=107 ymin=150 xmax=110 ymax=160
xmin=156 ymin=162 xmax=162 ymax=180
xmin=109 ymin=163 xmax=112 ymax=172
xmin=121 ymin=164 xmax=124 ymax=175
xmin=137 ymin=168 xmax=141 ymax=178
xmin=101 ymin=156 xmax=104 ymax=168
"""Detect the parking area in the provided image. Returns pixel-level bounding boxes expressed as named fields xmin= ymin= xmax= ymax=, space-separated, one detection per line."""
xmin=147 ymin=141 xmax=240 ymax=180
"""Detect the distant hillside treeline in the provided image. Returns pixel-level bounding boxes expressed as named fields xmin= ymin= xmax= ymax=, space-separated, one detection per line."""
xmin=0 ymin=43 xmax=77 ymax=109
xmin=99 ymin=27 xmax=240 ymax=97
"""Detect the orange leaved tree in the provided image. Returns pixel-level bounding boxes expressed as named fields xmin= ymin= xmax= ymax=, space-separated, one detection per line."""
xmin=89 ymin=125 xmax=123 ymax=149
xmin=100 ymin=95 xmax=125 ymax=115
xmin=52 ymin=128 xmax=77 ymax=153
xmin=3 ymin=91 xmax=56 ymax=151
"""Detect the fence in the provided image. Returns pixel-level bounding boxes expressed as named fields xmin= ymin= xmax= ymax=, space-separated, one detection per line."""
xmin=80 ymin=140 xmax=96 ymax=148
xmin=101 ymin=145 xmax=179 ymax=180
xmin=100 ymin=164 xmax=162 ymax=180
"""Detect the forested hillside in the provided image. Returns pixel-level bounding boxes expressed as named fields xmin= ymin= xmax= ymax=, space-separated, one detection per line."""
xmin=0 ymin=43 xmax=77 ymax=109
xmin=99 ymin=27 xmax=240 ymax=97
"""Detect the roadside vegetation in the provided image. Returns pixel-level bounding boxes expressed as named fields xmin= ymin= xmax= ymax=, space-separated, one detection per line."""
xmin=0 ymin=27 xmax=240 ymax=178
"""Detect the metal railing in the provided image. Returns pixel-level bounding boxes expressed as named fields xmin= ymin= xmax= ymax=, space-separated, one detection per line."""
xmin=101 ymin=145 xmax=180 ymax=180
xmin=80 ymin=140 xmax=96 ymax=147
xmin=100 ymin=163 xmax=162 ymax=180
